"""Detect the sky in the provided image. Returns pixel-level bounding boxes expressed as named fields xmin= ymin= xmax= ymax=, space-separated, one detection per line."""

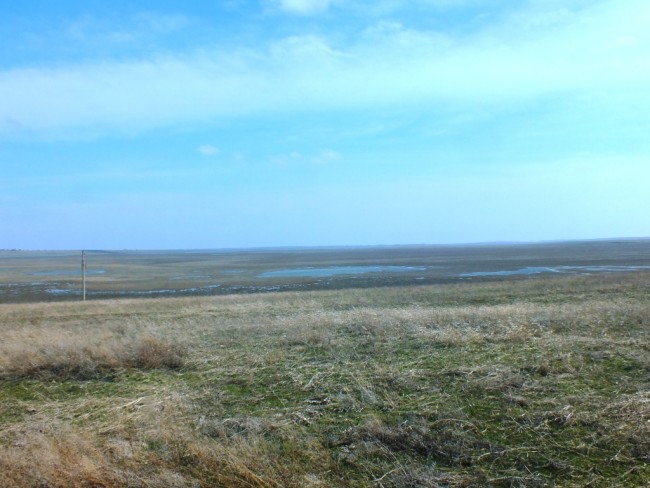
xmin=1 ymin=0 xmax=649 ymax=249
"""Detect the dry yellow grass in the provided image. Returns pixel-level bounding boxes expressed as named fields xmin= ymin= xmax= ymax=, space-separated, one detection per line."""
xmin=1 ymin=274 xmax=649 ymax=486
xmin=0 ymin=301 xmax=186 ymax=380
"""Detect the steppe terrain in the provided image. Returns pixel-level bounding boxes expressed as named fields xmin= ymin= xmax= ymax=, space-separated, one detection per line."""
xmin=1 ymin=241 xmax=649 ymax=486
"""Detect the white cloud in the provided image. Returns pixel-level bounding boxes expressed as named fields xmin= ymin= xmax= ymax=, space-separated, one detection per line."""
xmin=274 ymin=0 xmax=332 ymax=15
xmin=198 ymin=145 xmax=220 ymax=156
xmin=1 ymin=0 xmax=648 ymax=139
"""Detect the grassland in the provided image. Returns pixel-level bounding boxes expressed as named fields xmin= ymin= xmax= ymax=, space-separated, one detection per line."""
xmin=1 ymin=272 xmax=649 ymax=487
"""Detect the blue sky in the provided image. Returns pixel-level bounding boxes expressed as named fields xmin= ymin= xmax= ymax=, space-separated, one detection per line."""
xmin=1 ymin=0 xmax=649 ymax=249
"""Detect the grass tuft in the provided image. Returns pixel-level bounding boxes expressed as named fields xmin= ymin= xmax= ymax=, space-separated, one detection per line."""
xmin=0 ymin=318 xmax=186 ymax=380
xmin=133 ymin=336 xmax=185 ymax=370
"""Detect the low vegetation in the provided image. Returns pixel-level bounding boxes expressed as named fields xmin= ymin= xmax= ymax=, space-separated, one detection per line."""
xmin=1 ymin=273 xmax=649 ymax=486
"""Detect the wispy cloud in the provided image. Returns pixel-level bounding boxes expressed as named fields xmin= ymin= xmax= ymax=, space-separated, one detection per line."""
xmin=1 ymin=0 xmax=648 ymax=139
xmin=273 ymin=0 xmax=333 ymax=15
xmin=269 ymin=149 xmax=341 ymax=166
xmin=135 ymin=12 xmax=190 ymax=33
xmin=312 ymin=149 xmax=341 ymax=165
xmin=63 ymin=12 xmax=190 ymax=50
xmin=197 ymin=145 xmax=220 ymax=156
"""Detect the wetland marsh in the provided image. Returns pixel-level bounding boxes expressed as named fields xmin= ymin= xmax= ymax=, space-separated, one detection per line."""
xmin=2 ymin=239 xmax=650 ymax=303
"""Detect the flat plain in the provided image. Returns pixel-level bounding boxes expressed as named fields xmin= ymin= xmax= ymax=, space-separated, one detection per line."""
xmin=1 ymin=240 xmax=649 ymax=486
xmin=2 ymin=239 xmax=650 ymax=302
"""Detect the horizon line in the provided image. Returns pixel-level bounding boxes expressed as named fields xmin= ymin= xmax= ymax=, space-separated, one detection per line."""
xmin=3 ymin=236 xmax=650 ymax=253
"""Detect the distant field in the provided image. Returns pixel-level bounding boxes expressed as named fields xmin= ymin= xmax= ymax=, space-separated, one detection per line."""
xmin=2 ymin=239 xmax=650 ymax=303
xmin=1 ymin=269 xmax=649 ymax=486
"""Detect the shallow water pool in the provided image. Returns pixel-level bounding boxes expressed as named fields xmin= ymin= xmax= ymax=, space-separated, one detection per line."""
xmin=30 ymin=269 xmax=106 ymax=276
xmin=259 ymin=265 xmax=427 ymax=278
xmin=459 ymin=265 xmax=650 ymax=277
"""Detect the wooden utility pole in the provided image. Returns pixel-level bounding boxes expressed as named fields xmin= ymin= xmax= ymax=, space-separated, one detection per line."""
xmin=82 ymin=250 xmax=86 ymax=301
